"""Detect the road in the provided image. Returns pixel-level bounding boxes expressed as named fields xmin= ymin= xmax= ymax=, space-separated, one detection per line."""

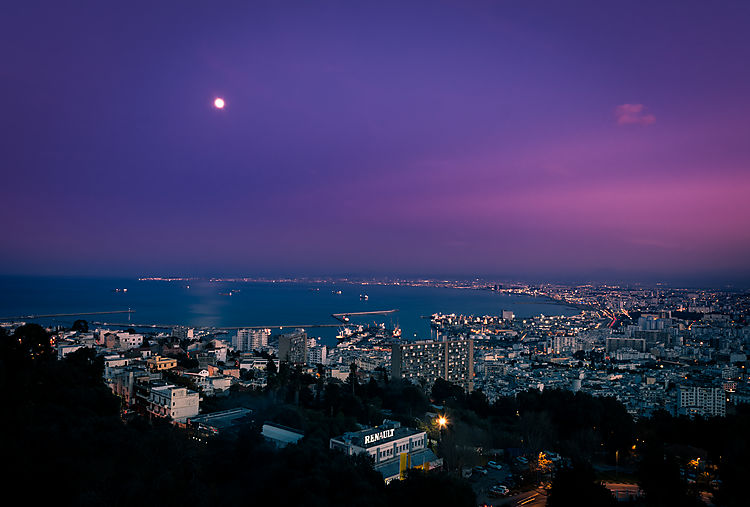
xmin=476 ymin=484 xmax=547 ymax=507
xmin=603 ymin=482 xmax=642 ymax=501
xmin=509 ymin=489 xmax=547 ymax=507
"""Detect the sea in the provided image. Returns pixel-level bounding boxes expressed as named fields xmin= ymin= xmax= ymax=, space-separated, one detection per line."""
xmin=0 ymin=277 xmax=580 ymax=347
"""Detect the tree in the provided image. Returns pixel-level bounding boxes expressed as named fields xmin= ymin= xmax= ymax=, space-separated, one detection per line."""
xmin=266 ymin=357 xmax=278 ymax=376
xmin=431 ymin=378 xmax=464 ymax=405
xmin=11 ymin=323 xmax=53 ymax=363
xmin=518 ymin=411 xmax=555 ymax=455
xmin=547 ymin=463 xmax=617 ymax=507
xmin=386 ymin=469 xmax=475 ymax=507
xmin=638 ymin=447 xmax=702 ymax=506
xmin=347 ymin=361 xmax=358 ymax=396
xmin=71 ymin=319 xmax=89 ymax=333
xmin=324 ymin=382 xmax=342 ymax=416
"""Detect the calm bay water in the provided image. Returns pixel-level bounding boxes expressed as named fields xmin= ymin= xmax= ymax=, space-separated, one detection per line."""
xmin=0 ymin=277 xmax=579 ymax=347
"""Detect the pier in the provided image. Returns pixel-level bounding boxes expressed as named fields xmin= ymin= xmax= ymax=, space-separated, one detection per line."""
xmin=1 ymin=309 xmax=135 ymax=320
xmin=331 ymin=309 xmax=399 ymax=323
xmin=90 ymin=322 xmax=343 ymax=330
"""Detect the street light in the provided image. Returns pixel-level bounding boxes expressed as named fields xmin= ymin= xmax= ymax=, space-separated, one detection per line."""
xmin=438 ymin=416 xmax=447 ymax=428
xmin=616 ymin=450 xmax=619 ymax=478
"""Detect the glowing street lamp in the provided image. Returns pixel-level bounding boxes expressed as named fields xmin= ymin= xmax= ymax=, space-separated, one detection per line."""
xmin=437 ymin=416 xmax=447 ymax=428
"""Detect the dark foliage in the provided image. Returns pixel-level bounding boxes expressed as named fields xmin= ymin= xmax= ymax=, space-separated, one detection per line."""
xmin=637 ymin=447 xmax=703 ymax=507
xmin=386 ymin=469 xmax=476 ymax=507
xmin=431 ymin=377 xmax=465 ymax=404
xmin=547 ymin=462 xmax=617 ymax=507
xmin=71 ymin=319 xmax=89 ymax=333
xmin=0 ymin=327 xmax=475 ymax=506
xmin=636 ymin=408 xmax=750 ymax=507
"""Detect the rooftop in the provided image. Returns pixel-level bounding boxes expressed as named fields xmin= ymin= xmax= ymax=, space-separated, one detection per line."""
xmin=333 ymin=421 xmax=424 ymax=449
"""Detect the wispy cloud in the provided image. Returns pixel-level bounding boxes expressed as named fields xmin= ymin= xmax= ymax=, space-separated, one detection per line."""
xmin=615 ymin=103 xmax=656 ymax=125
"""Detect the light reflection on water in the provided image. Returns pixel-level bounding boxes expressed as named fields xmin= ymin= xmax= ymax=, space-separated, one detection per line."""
xmin=0 ymin=277 xmax=580 ymax=347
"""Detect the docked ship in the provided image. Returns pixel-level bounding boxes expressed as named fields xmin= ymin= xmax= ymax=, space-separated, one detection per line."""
xmin=336 ymin=323 xmax=402 ymax=343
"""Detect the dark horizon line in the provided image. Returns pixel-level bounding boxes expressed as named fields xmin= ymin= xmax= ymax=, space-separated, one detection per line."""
xmin=2 ymin=270 xmax=749 ymax=290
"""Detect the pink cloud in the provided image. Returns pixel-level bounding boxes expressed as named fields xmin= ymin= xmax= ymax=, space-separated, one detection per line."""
xmin=615 ymin=103 xmax=656 ymax=125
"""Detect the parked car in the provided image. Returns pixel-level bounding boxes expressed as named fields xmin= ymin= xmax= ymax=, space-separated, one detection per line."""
xmin=487 ymin=461 xmax=503 ymax=470
xmin=489 ymin=485 xmax=509 ymax=497
xmin=516 ymin=456 xmax=529 ymax=465
xmin=473 ymin=466 xmax=488 ymax=476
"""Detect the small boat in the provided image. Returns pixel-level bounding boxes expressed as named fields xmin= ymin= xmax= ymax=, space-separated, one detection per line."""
xmin=360 ymin=294 xmax=368 ymax=300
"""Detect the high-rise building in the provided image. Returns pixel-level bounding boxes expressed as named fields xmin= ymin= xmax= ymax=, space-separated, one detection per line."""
xmin=233 ymin=328 xmax=270 ymax=352
xmin=308 ymin=338 xmax=327 ymax=365
xmin=550 ymin=335 xmax=580 ymax=354
xmin=278 ymin=329 xmax=308 ymax=364
xmin=677 ymin=384 xmax=726 ymax=418
xmin=391 ymin=338 xmax=474 ymax=392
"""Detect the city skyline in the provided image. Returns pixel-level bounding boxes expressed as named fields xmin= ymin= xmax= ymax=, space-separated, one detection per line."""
xmin=2 ymin=1 xmax=749 ymax=283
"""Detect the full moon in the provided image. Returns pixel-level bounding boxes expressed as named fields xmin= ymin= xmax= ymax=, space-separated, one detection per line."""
xmin=214 ymin=97 xmax=225 ymax=109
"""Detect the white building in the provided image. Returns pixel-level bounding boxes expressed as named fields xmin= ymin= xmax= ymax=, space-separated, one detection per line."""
xmin=104 ymin=355 xmax=133 ymax=382
xmin=205 ymin=340 xmax=229 ymax=363
xmin=239 ymin=356 xmax=279 ymax=371
xmin=308 ymin=339 xmax=327 ymax=365
xmin=234 ymin=329 xmax=270 ymax=352
xmin=677 ymin=385 xmax=726 ymax=418
xmin=117 ymin=332 xmax=144 ymax=350
xmin=182 ymin=368 xmax=234 ymax=394
xmin=330 ymin=421 xmax=441 ymax=483
xmin=262 ymin=422 xmax=304 ymax=448
xmin=147 ymin=385 xmax=200 ymax=423
xmin=56 ymin=343 xmax=84 ymax=359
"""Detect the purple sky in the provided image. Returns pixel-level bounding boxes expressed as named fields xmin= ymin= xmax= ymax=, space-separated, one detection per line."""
xmin=2 ymin=1 xmax=750 ymax=282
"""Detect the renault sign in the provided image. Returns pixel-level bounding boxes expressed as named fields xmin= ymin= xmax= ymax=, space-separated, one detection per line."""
xmin=364 ymin=428 xmax=395 ymax=446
